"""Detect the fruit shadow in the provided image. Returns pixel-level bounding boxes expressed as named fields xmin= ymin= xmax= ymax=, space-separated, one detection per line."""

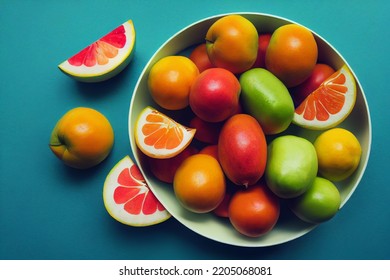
xmin=102 ymin=215 xmax=198 ymax=259
xmin=171 ymin=200 xmax=316 ymax=259
xmin=71 ymin=62 xmax=136 ymax=100
xmin=57 ymin=153 xmax=115 ymax=187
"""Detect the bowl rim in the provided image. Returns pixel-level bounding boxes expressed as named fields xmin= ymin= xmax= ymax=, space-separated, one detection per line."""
xmin=128 ymin=12 xmax=372 ymax=247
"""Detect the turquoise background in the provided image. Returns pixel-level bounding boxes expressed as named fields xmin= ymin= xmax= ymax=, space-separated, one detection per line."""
xmin=1 ymin=0 xmax=389 ymax=260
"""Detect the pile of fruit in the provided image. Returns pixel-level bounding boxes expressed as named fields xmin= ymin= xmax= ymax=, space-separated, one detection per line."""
xmin=49 ymin=15 xmax=363 ymax=239
xmin=133 ymin=15 xmax=362 ymax=238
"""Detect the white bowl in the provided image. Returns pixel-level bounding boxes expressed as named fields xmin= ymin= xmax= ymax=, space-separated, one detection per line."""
xmin=128 ymin=13 xmax=371 ymax=247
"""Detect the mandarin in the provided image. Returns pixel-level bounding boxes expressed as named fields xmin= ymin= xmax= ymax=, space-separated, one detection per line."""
xmin=49 ymin=107 xmax=114 ymax=169
xmin=148 ymin=56 xmax=199 ymax=110
xmin=265 ymin=24 xmax=318 ymax=88
xmin=173 ymin=154 xmax=226 ymax=213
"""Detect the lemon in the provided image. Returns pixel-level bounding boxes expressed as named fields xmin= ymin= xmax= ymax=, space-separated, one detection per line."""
xmin=314 ymin=128 xmax=362 ymax=181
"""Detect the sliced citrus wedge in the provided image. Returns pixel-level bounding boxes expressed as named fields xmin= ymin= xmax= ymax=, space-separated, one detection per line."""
xmin=103 ymin=155 xmax=170 ymax=226
xmin=59 ymin=20 xmax=135 ymax=82
xmin=292 ymin=64 xmax=357 ymax=130
xmin=134 ymin=107 xmax=196 ymax=159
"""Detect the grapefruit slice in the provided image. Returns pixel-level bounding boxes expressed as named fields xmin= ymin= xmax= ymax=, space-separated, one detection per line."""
xmin=103 ymin=155 xmax=170 ymax=226
xmin=292 ymin=64 xmax=357 ymax=130
xmin=134 ymin=106 xmax=196 ymax=159
xmin=59 ymin=20 xmax=135 ymax=82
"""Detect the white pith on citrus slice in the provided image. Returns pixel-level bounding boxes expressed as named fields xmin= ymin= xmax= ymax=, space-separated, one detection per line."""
xmin=103 ymin=155 xmax=170 ymax=226
xmin=58 ymin=20 xmax=135 ymax=82
xmin=293 ymin=64 xmax=357 ymax=130
xmin=134 ymin=106 xmax=196 ymax=159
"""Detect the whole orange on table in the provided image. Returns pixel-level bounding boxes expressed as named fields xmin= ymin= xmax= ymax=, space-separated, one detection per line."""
xmin=129 ymin=14 xmax=364 ymax=241
xmin=49 ymin=107 xmax=114 ymax=169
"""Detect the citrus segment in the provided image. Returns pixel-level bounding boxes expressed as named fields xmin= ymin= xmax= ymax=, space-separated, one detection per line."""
xmin=59 ymin=20 xmax=135 ymax=82
xmin=134 ymin=107 xmax=196 ymax=159
xmin=293 ymin=65 xmax=356 ymax=129
xmin=103 ymin=155 xmax=170 ymax=226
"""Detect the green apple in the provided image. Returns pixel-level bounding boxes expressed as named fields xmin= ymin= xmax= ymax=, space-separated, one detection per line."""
xmin=265 ymin=135 xmax=318 ymax=198
xmin=205 ymin=15 xmax=258 ymax=74
xmin=239 ymin=68 xmax=294 ymax=135
xmin=289 ymin=177 xmax=341 ymax=224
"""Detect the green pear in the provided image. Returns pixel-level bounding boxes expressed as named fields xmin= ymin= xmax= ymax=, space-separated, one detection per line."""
xmin=265 ymin=135 xmax=318 ymax=199
xmin=289 ymin=177 xmax=341 ymax=224
xmin=239 ymin=68 xmax=294 ymax=135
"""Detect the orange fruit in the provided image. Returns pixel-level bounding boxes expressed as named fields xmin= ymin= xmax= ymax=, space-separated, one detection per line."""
xmin=293 ymin=65 xmax=357 ymax=130
xmin=205 ymin=14 xmax=259 ymax=74
xmin=228 ymin=183 xmax=280 ymax=237
xmin=173 ymin=154 xmax=226 ymax=213
xmin=59 ymin=20 xmax=135 ymax=82
xmin=148 ymin=55 xmax=199 ymax=110
xmin=134 ymin=106 xmax=196 ymax=159
xmin=314 ymin=128 xmax=362 ymax=181
xmin=49 ymin=107 xmax=114 ymax=169
xmin=103 ymin=156 xmax=170 ymax=226
xmin=148 ymin=146 xmax=198 ymax=183
xmin=265 ymin=23 xmax=318 ymax=87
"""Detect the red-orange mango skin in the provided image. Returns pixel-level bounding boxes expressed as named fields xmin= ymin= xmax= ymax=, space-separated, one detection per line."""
xmin=218 ymin=114 xmax=267 ymax=187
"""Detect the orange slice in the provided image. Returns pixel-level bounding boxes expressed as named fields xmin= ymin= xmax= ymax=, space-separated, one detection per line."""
xmin=58 ymin=20 xmax=135 ymax=82
xmin=134 ymin=107 xmax=196 ymax=159
xmin=103 ymin=155 xmax=170 ymax=226
xmin=292 ymin=64 xmax=356 ymax=130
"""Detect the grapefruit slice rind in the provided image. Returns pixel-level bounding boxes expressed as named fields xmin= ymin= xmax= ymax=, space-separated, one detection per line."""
xmin=103 ymin=155 xmax=170 ymax=226
xmin=292 ymin=64 xmax=357 ymax=130
xmin=134 ymin=106 xmax=196 ymax=159
xmin=59 ymin=20 xmax=135 ymax=83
